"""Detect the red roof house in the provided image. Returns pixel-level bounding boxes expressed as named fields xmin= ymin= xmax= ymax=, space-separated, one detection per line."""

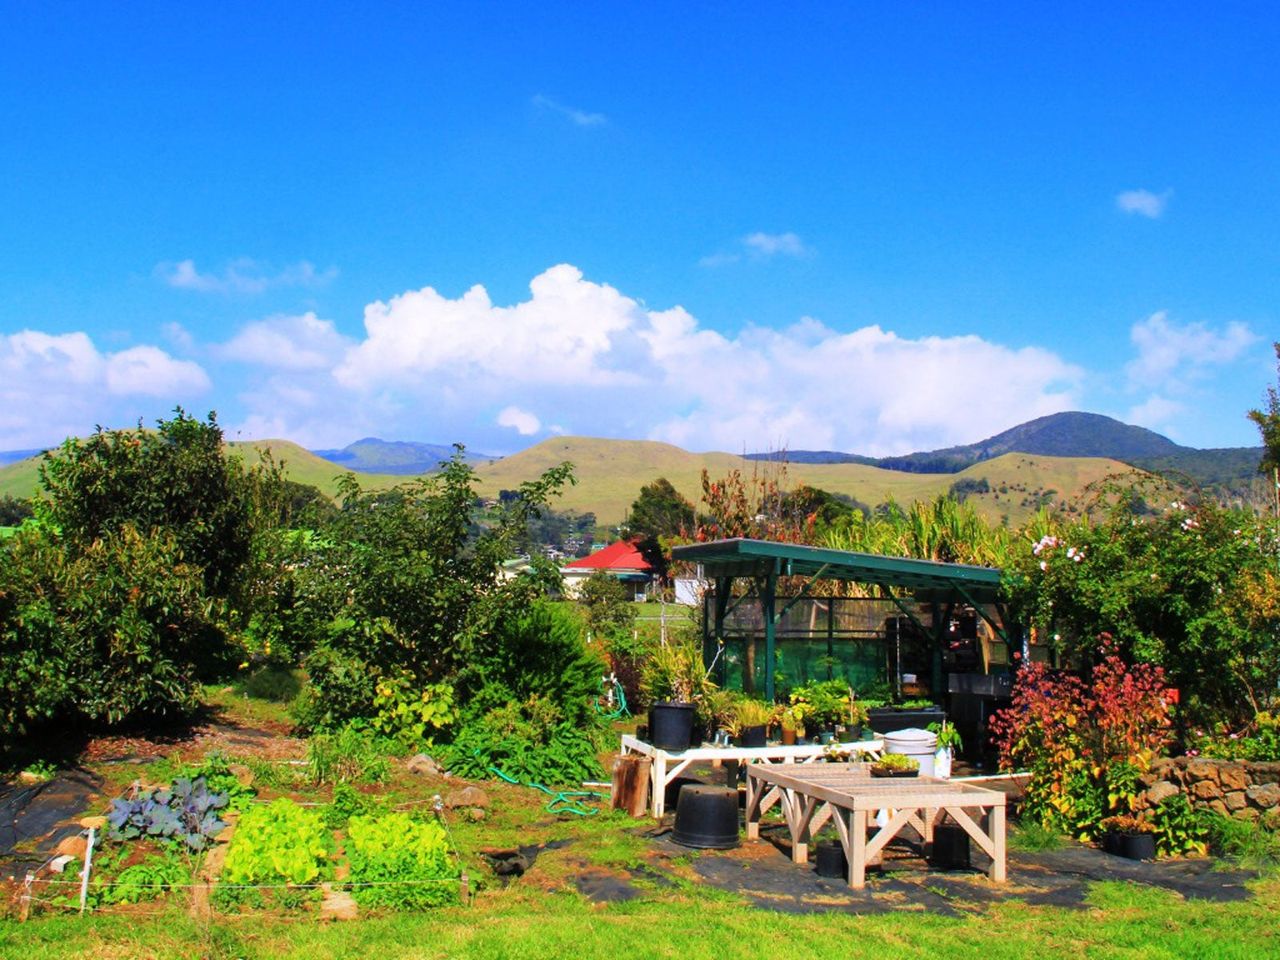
xmin=561 ymin=540 xmax=657 ymax=599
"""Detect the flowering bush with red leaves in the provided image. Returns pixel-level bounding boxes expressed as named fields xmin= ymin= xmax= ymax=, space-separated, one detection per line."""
xmin=991 ymin=639 xmax=1172 ymax=839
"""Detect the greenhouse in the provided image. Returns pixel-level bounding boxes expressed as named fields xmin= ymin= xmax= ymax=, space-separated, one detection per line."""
xmin=671 ymin=538 xmax=1017 ymax=703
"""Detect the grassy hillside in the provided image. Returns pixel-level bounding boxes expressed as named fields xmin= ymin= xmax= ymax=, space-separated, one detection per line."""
xmin=0 ymin=431 xmax=1141 ymax=526
xmin=0 ymin=439 xmax=403 ymax=502
xmin=474 ymin=437 xmax=1136 ymax=528
xmin=0 ymin=456 xmax=42 ymax=500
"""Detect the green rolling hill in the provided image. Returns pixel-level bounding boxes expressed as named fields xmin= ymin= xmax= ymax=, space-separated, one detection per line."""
xmin=0 ymin=439 xmax=403 ymax=503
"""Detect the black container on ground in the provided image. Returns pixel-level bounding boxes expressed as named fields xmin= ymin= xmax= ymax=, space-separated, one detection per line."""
xmin=930 ymin=824 xmax=971 ymax=869
xmin=672 ymin=785 xmax=740 ymax=849
xmin=735 ymin=725 xmax=767 ymax=748
xmin=649 ymin=702 xmax=696 ymax=752
xmin=815 ymin=839 xmax=848 ymax=878
xmin=1113 ymin=832 xmax=1156 ymax=861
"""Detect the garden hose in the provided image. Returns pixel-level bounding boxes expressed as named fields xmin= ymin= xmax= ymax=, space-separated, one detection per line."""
xmin=488 ymin=766 xmax=609 ymax=817
xmin=594 ymin=674 xmax=629 ymax=721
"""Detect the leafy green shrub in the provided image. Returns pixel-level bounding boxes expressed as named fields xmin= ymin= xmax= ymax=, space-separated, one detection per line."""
xmin=221 ymin=798 xmax=332 ymax=888
xmin=307 ymin=724 xmax=391 ymax=785
xmin=442 ymin=696 xmax=606 ymax=786
xmin=296 ymin=454 xmax=574 ymax=732
xmin=1148 ymin=794 xmax=1209 ymax=857
xmin=0 ymin=524 xmax=223 ymax=735
xmin=370 ymin=675 xmax=457 ymax=751
xmin=990 ymin=644 xmax=1172 ymax=840
xmin=1005 ymin=481 xmax=1280 ymax=728
xmin=456 ymin=601 xmax=605 ymax=726
xmin=346 ymin=812 xmax=459 ymax=909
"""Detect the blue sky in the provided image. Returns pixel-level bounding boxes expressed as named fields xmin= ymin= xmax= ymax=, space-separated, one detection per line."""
xmin=1 ymin=3 xmax=1276 ymax=455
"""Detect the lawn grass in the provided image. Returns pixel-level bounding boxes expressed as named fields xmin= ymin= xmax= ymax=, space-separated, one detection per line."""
xmin=5 ymin=876 xmax=1277 ymax=960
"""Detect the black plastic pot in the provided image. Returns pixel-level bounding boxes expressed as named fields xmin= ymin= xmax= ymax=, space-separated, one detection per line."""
xmin=1112 ymin=831 xmax=1156 ymax=861
xmin=649 ymin=702 xmax=696 ymax=751
xmin=672 ymin=785 xmax=740 ymax=849
xmin=838 ymin=725 xmax=863 ymax=743
xmin=930 ymin=824 xmax=971 ymax=869
xmin=735 ymin=725 xmax=767 ymax=748
xmin=815 ymin=839 xmax=847 ymax=878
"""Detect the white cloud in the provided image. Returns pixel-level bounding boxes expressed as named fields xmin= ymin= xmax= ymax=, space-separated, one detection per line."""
xmin=497 ymin=406 xmax=541 ymax=436
xmin=218 ymin=313 xmax=351 ymax=370
xmin=156 ymin=257 xmax=337 ymax=294
xmin=335 ymin=264 xmax=645 ymax=390
xmin=1116 ymin=188 xmax=1172 ymax=219
xmin=702 ymin=231 xmax=812 ymax=267
xmin=531 ymin=94 xmax=606 ymax=127
xmin=1126 ymin=311 xmax=1256 ymax=389
xmin=104 ymin=346 xmax=210 ymax=396
xmin=0 ymin=330 xmax=209 ymax=448
xmin=229 ymin=264 xmax=1082 ymax=455
xmin=1126 ymin=394 xmax=1183 ymax=432
xmin=743 ymin=232 xmax=810 ymax=258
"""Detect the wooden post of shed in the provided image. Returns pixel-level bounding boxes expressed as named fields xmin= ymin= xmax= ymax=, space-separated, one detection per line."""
xmin=611 ymin=754 xmax=652 ymax=817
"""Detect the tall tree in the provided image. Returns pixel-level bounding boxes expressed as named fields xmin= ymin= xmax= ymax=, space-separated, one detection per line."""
xmin=626 ymin=477 xmax=695 ymax=541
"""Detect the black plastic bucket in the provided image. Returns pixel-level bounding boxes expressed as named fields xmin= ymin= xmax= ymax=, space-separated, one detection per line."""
xmin=672 ymin=785 xmax=740 ymax=849
xmin=815 ymin=839 xmax=847 ymax=878
xmin=649 ymin=702 xmax=696 ymax=751
xmin=735 ymin=725 xmax=767 ymax=748
xmin=930 ymin=824 xmax=971 ymax=869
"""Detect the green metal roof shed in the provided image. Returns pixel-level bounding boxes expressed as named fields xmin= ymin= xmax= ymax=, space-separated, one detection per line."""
xmin=670 ymin=538 xmax=1008 ymax=702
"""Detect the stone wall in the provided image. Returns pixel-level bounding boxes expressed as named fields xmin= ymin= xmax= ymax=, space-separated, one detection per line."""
xmin=1139 ymin=757 xmax=1280 ymax=823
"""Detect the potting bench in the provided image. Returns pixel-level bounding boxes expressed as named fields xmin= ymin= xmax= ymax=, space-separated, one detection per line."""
xmin=618 ymin=734 xmax=884 ymax=818
xmin=744 ymin=763 xmax=1006 ymax=888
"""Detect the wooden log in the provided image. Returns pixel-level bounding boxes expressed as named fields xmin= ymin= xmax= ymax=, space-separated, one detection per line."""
xmin=611 ymin=754 xmax=652 ymax=817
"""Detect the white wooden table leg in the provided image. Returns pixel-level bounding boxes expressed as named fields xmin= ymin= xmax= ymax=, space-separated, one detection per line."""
xmin=850 ymin=809 xmax=868 ymax=888
xmin=745 ymin=773 xmax=761 ymax=839
xmin=989 ymin=804 xmax=1006 ymax=883
xmin=652 ymin=753 xmax=666 ymax=818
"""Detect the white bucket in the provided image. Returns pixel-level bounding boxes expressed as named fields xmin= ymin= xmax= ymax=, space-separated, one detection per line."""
xmin=883 ymin=727 xmax=938 ymax=777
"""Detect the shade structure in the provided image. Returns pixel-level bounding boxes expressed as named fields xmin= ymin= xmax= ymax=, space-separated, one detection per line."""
xmin=670 ymin=538 xmax=1008 ymax=702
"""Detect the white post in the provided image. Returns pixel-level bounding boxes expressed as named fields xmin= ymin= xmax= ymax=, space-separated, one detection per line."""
xmin=79 ymin=828 xmax=95 ymax=914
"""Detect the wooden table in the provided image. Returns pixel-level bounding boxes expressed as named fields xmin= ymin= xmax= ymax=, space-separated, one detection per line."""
xmin=745 ymin=763 xmax=1007 ymax=888
xmin=619 ymin=735 xmax=883 ymax=818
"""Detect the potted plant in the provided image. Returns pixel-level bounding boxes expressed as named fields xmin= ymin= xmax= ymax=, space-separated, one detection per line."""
xmin=779 ymin=703 xmax=808 ymax=745
xmin=927 ymin=720 xmax=963 ymax=779
xmin=730 ymin=698 xmax=775 ymax=748
xmin=1100 ymin=815 xmax=1157 ymax=861
xmin=839 ymin=694 xmax=869 ymax=743
xmin=639 ymin=638 xmax=714 ymax=752
xmin=792 ymin=679 xmax=850 ymax=741
xmin=870 ymin=753 xmax=920 ymax=777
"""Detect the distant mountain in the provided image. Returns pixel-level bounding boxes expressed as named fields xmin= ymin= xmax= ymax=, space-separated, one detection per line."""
xmin=0 ymin=449 xmax=43 ymax=467
xmin=746 ymin=412 xmax=1263 ymax=495
xmin=310 ymin=438 xmax=496 ymax=475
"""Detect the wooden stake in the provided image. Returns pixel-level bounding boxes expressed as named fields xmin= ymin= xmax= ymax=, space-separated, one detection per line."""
xmin=79 ymin=828 xmax=95 ymax=914
xmin=19 ymin=873 xmax=32 ymax=922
